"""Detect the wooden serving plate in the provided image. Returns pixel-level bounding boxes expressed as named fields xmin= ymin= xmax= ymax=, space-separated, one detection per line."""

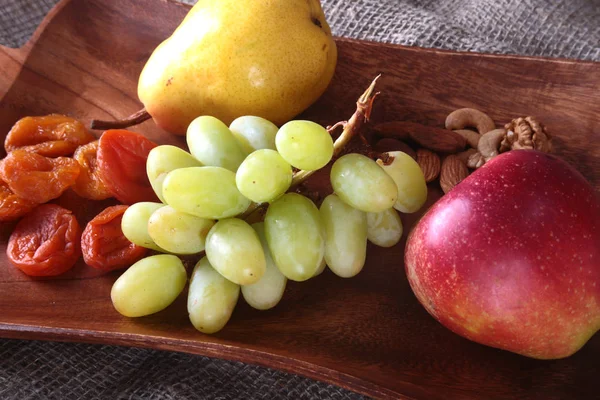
xmin=1 ymin=0 xmax=599 ymax=398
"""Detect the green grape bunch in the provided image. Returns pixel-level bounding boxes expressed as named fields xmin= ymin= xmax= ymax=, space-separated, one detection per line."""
xmin=110 ymin=77 xmax=428 ymax=334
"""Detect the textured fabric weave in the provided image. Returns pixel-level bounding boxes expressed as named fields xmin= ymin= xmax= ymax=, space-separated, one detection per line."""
xmin=1 ymin=0 xmax=599 ymax=60
xmin=1 ymin=0 xmax=599 ymax=399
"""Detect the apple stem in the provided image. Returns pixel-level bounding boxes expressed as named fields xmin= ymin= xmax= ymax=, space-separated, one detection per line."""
xmin=90 ymin=108 xmax=151 ymax=130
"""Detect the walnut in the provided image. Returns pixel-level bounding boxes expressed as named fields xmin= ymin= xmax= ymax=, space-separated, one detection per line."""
xmin=500 ymin=117 xmax=552 ymax=153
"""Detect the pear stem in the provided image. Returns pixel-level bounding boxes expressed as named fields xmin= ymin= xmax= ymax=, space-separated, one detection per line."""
xmin=90 ymin=108 xmax=151 ymax=130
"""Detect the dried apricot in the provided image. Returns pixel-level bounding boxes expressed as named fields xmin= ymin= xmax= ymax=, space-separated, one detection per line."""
xmin=0 ymin=149 xmax=80 ymax=204
xmin=5 ymin=114 xmax=95 ymax=157
xmin=7 ymin=204 xmax=82 ymax=276
xmin=81 ymin=205 xmax=147 ymax=272
xmin=97 ymin=130 xmax=159 ymax=204
xmin=72 ymin=141 xmax=112 ymax=200
xmin=0 ymin=180 xmax=38 ymax=222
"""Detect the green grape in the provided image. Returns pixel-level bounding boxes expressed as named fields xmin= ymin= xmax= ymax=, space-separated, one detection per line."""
xmin=205 ymin=218 xmax=266 ymax=285
xmin=367 ymin=208 xmax=403 ymax=248
xmin=330 ymin=153 xmax=398 ymax=213
xmin=188 ymin=257 xmax=240 ymax=334
xmin=146 ymin=145 xmax=202 ymax=203
xmin=162 ymin=167 xmax=251 ymax=219
xmin=147 ymin=206 xmax=215 ymax=255
xmin=241 ymin=223 xmax=287 ymax=310
xmin=111 ymin=255 xmax=187 ymax=318
xmin=121 ymin=202 xmax=165 ymax=251
xmin=229 ymin=116 xmax=278 ymax=154
xmin=376 ymin=151 xmax=427 ymax=213
xmin=275 ymin=120 xmax=333 ymax=170
xmin=265 ymin=193 xmax=325 ymax=281
xmin=320 ymin=194 xmax=368 ymax=278
xmin=235 ymin=149 xmax=292 ymax=203
xmin=186 ymin=115 xmax=247 ymax=171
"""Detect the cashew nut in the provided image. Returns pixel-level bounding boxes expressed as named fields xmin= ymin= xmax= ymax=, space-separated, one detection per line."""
xmin=454 ymin=129 xmax=481 ymax=148
xmin=446 ymin=108 xmax=496 ymax=135
xmin=477 ymin=128 xmax=507 ymax=162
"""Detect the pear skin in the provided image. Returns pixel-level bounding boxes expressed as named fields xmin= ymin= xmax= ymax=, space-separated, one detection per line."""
xmin=138 ymin=0 xmax=338 ymax=135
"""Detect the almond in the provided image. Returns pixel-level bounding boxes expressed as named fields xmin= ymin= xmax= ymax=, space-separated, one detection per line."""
xmin=376 ymin=121 xmax=467 ymax=153
xmin=416 ymin=149 xmax=441 ymax=182
xmin=440 ymin=155 xmax=469 ymax=194
xmin=372 ymin=121 xmax=410 ymax=141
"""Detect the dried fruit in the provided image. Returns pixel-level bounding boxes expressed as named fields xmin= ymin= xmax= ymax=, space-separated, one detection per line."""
xmin=81 ymin=205 xmax=147 ymax=272
xmin=0 ymin=180 xmax=38 ymax=222
xmin=440 ymin=155 xmax=469 ymax=193
xmin=5 ymin=114 xmax=95 ymax=157
xmin=73 ymin=141 xmax=112 ymax=200
xmin=0 ymin=149 xmax=80 ymax=204
xmin=97 ymin=130 xmax=159 ymax=204
xmin=416 ymin=149 xmax=441 ymax=183
xmin=7 ymin=204 xmax=82 ymax=276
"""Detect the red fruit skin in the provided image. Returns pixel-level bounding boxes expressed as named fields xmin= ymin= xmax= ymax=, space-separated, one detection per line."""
xmin=405 ymin=150 xmax=600 ymax=359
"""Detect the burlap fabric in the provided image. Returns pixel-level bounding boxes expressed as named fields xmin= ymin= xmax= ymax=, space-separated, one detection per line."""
xmin=1 ymin=0 xmax=599 ymax=399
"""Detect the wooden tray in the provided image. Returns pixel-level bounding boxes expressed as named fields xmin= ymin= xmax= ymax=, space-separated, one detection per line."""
xmin=1 ymin=0 xmax=599 ymax=398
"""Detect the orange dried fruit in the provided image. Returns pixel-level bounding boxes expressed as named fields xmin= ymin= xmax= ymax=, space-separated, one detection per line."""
xmin=7 ymin=204 xmax=82 ymax=277
xmin=5 ymin=114 xmax=95 ymax=157
xmin=97 ymin=130 xmax=159 ymax=204
xmin=72 ymin=141 xmax=112 ymax=200
xmin=0 ymin=149 xmax=80 ymax=204
xmin=0 ymin=180 xmax=38 ymax=222
xmin=81 ymin=205 xmax=147 ymax=272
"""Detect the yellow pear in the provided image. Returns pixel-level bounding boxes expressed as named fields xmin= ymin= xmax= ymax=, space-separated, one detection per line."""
xmin=137 ymin=0 xmax=337 ymax=135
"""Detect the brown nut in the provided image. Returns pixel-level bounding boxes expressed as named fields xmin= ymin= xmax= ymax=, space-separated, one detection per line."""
xmin=416 ymin=149 xmax=441 ymax=183
xmin=478 ymin=128 xmax=507 ymax=162
xmin=446 ymin=108 xmax=496 ymax=135
xmin=381 ymin=121 xmax=467 ymax=153
xmin=440 ymin=155 xmax=470 ymax=194
xmin=501 ymin=116 xmax=552 ymax=153
xmin=374 ymin=138 xmax=416 ymax=159
xmin=372 ymin=121 xmax=410 ymax=141
xmin=456 ymin=148 xmax=478 ymax=165
xmin=467 ymin=151 xmax=486 ymax=169
xmin=453 ymin=129 xmax=481 ymax=148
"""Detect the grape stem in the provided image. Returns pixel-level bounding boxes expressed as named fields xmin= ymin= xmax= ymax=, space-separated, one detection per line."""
xmin=241 ymin=75 xmax=382 ymax=221
xmin=290 ymin=74 xmax=381 ymax=188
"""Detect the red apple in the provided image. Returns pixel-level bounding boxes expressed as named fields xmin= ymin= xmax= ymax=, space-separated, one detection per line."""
xmin=405 ymin=150 xmax=600 ymax=359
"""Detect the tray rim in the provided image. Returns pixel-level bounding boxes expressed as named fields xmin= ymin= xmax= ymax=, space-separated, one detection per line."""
xmin=0 ymin=321 xmax=404 ymax=399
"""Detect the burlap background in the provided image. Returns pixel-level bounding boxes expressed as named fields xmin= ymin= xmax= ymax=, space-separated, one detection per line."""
xmin=1 ymin=0 xmax=599 ymax=399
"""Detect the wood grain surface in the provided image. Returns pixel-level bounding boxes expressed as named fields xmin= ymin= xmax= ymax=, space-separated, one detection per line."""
xmin=1 ymin=0 xmax=599 ymax=399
